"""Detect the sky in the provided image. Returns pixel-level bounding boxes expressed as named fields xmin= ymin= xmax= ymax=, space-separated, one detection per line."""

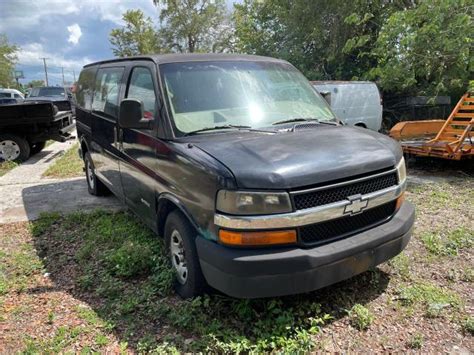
xmin=0 ymin=0 xmax=239 ymax=86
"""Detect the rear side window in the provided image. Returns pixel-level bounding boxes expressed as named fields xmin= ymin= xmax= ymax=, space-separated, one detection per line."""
xmin=92 ymin=67 xmax=124 ymax=119
xmin=126 ymin=67 xmax=157 ymax=119
xmin=76 ymin=67 xmax=97 ymax=110
xmin=0 ymin=93 xmax=10 ymax=98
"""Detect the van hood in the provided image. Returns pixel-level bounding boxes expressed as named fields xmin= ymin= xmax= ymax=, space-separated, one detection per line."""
xmin=188 ymin=126 xmax=402 ymax=189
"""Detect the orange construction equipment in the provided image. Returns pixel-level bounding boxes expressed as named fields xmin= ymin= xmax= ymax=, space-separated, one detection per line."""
xmin=390 ymin=93 xmax=473 ymax=160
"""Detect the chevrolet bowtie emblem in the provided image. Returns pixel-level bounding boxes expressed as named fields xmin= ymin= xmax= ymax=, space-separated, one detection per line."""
xmin=344 ymin=194 xmax=368 ymax=215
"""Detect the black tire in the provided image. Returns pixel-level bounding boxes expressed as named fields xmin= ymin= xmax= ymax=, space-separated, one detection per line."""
xmin=165 ymin=210 xmax=207 ymax=298
xmin=30 ymin=141 xmax=46 ymax=155
xmin=84 ymin=152 xmax=110 ymax=196
xmin=0 ymin=134 xmax=30 ymax=162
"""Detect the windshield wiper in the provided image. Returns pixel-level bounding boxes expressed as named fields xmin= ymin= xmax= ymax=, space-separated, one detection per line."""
xmin=184 ymin=124 xmax=252 ymax=136
xmin=272 ymin=118 xmax=320 ymax=125
xmin=272 ymin=118 xmax=339 ymax=126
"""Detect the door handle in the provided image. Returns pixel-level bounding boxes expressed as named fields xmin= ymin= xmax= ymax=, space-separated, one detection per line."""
xmin=113 ymin=127 xmax=118 ymax=146
xmin=118 ymin=128 xmax=123 ymax=150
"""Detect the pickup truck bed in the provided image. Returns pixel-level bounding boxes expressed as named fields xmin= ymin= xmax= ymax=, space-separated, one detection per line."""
xmin=0 ymin=101 xmax=75 ymax=161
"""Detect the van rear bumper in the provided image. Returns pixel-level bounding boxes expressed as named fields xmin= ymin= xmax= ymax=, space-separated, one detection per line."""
xmin=196 ymin=201 xmax=415 ymax=298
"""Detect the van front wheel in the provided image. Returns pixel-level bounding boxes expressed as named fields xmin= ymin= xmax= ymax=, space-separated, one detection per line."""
xmin=165 ymin=210 xmax=206 ymax=298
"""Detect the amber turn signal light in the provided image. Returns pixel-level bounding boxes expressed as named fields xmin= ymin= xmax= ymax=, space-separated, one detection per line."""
xmin=395 ymin=192 xmax=405 ymax=210
xmin=219 ymin=229 xmax=297 ymax=246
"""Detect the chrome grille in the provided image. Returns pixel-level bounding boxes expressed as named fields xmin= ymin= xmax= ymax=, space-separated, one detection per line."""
xmin=298 ymin=201 xmax=397 ymax=246
xmin=293 ymin=172 xmax=398 ymax=210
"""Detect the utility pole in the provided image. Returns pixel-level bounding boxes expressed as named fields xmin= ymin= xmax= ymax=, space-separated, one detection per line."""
xmin=73 ymin=69 xmax=76 ymax=82
xmin=40 ymin=57 xmax=49 ymax=86
xmin=61 ymin=67 xmax=65 ymax=86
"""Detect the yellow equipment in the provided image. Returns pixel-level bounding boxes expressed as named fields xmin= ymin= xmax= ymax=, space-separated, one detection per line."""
xmin=390 ymin=93 xmax=473 ymax=160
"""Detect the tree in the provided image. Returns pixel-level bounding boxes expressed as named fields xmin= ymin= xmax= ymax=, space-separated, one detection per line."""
xmin=110 ymin=10 xmax=161 ymax=57
xmin=369 ymin=0 xmax=473 ymax=96
xmin=154 ymin=0 xmax=231 ymax=53
xmin=0 ymin=34 xmax=18 ymax=87
xmin=26 ymin=80 xmax=44 ymax=88
xmin=233 ymin=0 xmax=414 ymax=80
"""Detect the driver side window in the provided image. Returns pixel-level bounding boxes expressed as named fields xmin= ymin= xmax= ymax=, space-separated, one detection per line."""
xmin=126 ymin=67 xmax=157 ymax=120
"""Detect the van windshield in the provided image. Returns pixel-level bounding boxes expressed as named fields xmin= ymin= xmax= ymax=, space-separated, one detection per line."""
xmin=160 ymin=61 xmax=335 ymax=136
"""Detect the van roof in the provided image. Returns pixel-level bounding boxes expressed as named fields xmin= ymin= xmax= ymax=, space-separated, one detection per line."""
xmin=84 ymin=53 xmax=287 ymax=68
xmin=310 ymin=80 xmax=375 ymax=85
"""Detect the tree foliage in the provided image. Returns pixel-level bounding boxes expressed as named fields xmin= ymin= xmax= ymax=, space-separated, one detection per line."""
xmin=26 ymin=80 xmax=45 ymax=88
xmin=110 ymin=10 xmax=161 ymax=57
xmin=0 ymin=34 xmax=18 ymax=87
xmin=234 ymin=0 xmax=472 ymax=96
xmin=154 ymin=0 xmax=231 ymax=53
xmin=110 ymin=2 xmax=232 ymax=56
xmin=369 ymin=0 xmax=473 ymax=96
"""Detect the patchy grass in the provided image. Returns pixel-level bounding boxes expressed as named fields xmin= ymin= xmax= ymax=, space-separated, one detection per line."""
xmin=0 ymin=172 xmax=473 ymax=352
xmin=388 ymin=252 xmax=411 ymax=279
xmin=348 ymin=304 xmax=374 ymax=330
xmin=42 ymin=143 xmax=83 ymax=178
xmin=396 ymin=282 xmax=461 ymax=318
xmin=407 ymin=333 xmax=424 ymax=349
xmin=463 ymin=317 xmax=474 ymax=335
xmin=0 ymin=160 xmax=18 ymax=176
xmin=422 ymin=228 xmax=473 ymax=256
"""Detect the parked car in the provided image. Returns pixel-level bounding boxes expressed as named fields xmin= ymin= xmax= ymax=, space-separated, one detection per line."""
xmin=0 ymin=88 xmax=25 ymax=101
xmin=76 ymin=54 xmax=414 ymax=299
xmin=0 ymin=101 xmax=74 ymax=161
xmin=25 ymin=86 xmax=75 ymax=114
xmin=311 ymin=81 xmax=383 ymax=131
xmin=0 ymin=98 xmax=20 ymax=105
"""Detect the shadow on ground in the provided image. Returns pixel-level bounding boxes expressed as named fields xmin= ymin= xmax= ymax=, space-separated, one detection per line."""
xmin=20 ymin=180 xmax=122 ymax=221
xmin=29 ymin=210 xmax=391 ymax=352
xmin=406 ymin=155 xmax=473 ymax=177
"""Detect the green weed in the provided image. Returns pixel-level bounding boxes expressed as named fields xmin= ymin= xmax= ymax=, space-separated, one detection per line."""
xmin=388 ymin=252 xmax=411 ymax=278
xmin=421 ymin=228 xmax=473 ymax=256
xmin=463 ymin=317 xmax=474 ymax=335
xmin=407 ymin=333 xmax=424 ymax=349
xmin=348 ymin=304 xmax=374 ymax=330
xmin=397 ymin=282 xmax=461 ymax=317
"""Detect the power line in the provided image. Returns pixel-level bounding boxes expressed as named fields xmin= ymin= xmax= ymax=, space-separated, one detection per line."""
xmin=39 ymin=57 xmax=50 ymax=86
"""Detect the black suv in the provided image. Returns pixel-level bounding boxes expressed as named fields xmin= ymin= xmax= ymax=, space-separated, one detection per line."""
xmin=76 ymin=54 xmax=415 ymax=299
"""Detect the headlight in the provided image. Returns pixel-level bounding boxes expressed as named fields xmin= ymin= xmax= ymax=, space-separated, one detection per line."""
xmin=216 ymin=190 xmax=292 ymax=215
xmin=396 ymin=156 xmax=407 ymax=184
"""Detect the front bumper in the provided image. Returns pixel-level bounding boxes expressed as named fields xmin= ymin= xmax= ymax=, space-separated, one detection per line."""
xmin=197 ymin=201 xmax=415 ymax=298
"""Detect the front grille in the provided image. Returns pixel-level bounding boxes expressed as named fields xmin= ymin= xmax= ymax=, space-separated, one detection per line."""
xmin=293 ymin=172 xmax=398 ymax=210
xmin=54 ymin=100 xmax=72 ymax=112
xmin=299 ymin=201 xmax=397 ymax=246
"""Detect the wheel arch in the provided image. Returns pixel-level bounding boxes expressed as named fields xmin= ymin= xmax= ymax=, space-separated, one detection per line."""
xmin=354 ymin=122 xmax=367 ymax=128
xmin=79 ymin=135 xmax=89 ymax=159
xmin=156 ymin=193 xmax=201 ymax=238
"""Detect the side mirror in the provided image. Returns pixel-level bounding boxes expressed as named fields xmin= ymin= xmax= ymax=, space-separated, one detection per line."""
xmin=319 ymin=91 xmax=331 ymax=105
xmin=119 ymin=98 xmax=152 ymax=129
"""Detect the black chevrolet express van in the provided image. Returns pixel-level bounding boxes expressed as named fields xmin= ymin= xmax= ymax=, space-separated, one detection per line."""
xmin=75 ymin=54 xmax=415 ymax=299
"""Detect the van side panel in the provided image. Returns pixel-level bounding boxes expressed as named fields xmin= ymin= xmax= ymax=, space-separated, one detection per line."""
xmin=313 ymin=83 xmax=382 ymax=131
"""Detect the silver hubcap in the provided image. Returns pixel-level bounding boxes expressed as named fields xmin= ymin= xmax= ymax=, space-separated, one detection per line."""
xmin=0 ymin=140 xmax=20 ymax=161
xmin=170 ymin=230 xmax=188 ymax=284
xmin=86 ymin=159 xmax=95 ymax=189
